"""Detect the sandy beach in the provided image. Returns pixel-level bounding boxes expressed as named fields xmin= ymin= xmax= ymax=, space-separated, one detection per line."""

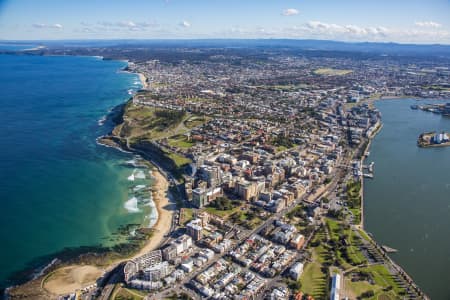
xmin=138 ymin=73 xmax=148 ymax=89
xmin=133 ymin=169 xmax=175 ymax=258
xmin=42 ymin=168 xmax=175 ymax=295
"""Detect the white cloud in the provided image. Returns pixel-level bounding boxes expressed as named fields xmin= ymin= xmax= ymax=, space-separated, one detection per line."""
xmin=117 ymin=21 xmax=137 ymax=28
xmin=179 ymin=20 xmax=191 ymax=28
xmin=32 ymin=23 xmax=63 ymax=29
xmin=217 ymin=21 xmax=449 ymax=44
xmin=306 ymin=21 xmax=342 ymax=31
xmin=136 ymin=21 xmax=159 ymax=28
xmin=282 ymin=8 xmax=299 ymax=16
xmin=415 ymin=21 xmax=441 ymax=28
xmin=97 ymin=20 xmax=159 ymax=31
xmin=303 ymin=21 xmax=394 ymax=38
xmin=35 ymin=18 xmax=447 ymax=44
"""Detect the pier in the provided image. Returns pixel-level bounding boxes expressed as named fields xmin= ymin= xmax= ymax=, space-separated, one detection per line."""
xmin=362 ymin=162 xmax=375 ymax=178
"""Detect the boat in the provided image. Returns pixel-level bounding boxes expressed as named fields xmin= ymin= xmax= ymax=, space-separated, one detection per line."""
xmin=410 ymin=105 xmax=418 ymax=110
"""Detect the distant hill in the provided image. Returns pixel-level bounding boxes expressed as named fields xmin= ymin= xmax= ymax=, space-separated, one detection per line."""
xmin=2 ymin=38 xmax=450 ymax=57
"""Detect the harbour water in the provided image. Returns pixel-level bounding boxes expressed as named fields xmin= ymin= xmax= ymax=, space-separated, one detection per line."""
xmin=0 ymin=54 xmax=154 ymax=289
xmin=364 ymin=98 xmax=450 ymax=300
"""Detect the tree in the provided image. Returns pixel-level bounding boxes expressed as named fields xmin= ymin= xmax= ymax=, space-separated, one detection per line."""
xmin=208 ymin=196 xmax=235 ymax=210
xmin=360 ymin=290 xmax=375 ymax=298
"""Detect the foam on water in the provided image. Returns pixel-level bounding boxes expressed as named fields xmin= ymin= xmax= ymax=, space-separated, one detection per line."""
xmin=124 ymin=197 xmax=140 ymax=213
xmin=133 ymin=185 xmax=146 ymax=192
xmin=127 ymin=171 xmax=135 ymax=181
xmin=135 ymin=170 xmax=146 ymax=179
xmin=96 ymin=138 xmax=132 ymax=153
xmin=148 ymin=206 xmax=158 ymax=228
xmin=146 ymin=196 xmax=158 ymax=228
xmin=123 ymin=156 xmax=147 ymax=169
xmin=97 ymin=115 xmax=107 ymax=126
xmin=141 ymin=195 xmax=152 ymax=204
xmin=125 ymin=159 xmax=137 ymax=166
xmin=0 ymin=54 xmax=144 ymax=288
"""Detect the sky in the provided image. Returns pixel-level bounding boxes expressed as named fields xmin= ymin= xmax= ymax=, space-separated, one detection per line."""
xmin=0 ymin=0 xmax=449 ymax=44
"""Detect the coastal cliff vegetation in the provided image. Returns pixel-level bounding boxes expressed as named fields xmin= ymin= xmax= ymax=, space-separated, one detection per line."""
xmin=99 ymin=100 xmax=208 ymax=180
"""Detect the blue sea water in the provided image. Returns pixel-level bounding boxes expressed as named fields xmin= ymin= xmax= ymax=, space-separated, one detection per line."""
xmin=0 ymin=54 xmax=149 ymax=288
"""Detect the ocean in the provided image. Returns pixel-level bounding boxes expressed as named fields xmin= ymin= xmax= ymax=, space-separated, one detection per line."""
xmin=364 ymin=98 xmax=450 ymax=300
xmin=0 ymin=54 xmax=154 ymax=288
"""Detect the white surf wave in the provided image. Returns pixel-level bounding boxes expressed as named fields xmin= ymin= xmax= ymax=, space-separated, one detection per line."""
xmin=148 ymin=206 xmax=158 ymax=228
xmin=133 ymin=184 xmax=146 ymax=192
xmin=124 ymin=197 xmax=140 ymax=213
xmin=134 ymin=170 xmax=146 ymax=179
xmin=125 ymin=159 xmax=137 ymax=166
xmin=98 ymin=115 xmax=107 ymax=126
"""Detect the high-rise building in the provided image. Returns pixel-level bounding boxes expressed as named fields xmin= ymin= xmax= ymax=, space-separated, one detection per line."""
xmin=144 ymin=261 xmax=170 ymax=282
xmin=124 ymin=250 xmax=163 ymax=282
xmin=235 ymin=180 xmax=258 ymax=201
xmin=192 ymin=187 xmax=208 ymax=208
xmin=186 ymin=219 xmax=203 ymax=241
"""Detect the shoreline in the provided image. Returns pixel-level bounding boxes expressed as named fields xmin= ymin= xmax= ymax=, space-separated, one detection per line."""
xmin=133 ymin=170 xmax=175 ymax=258
xmin=419 ymin=142 xmax=450 ymax=148
xmin=115 ymin=58 xmax=148 ymax=90
xmin=359 ymin=99 xmax=430 ymax=299
xmin=4 ymin=59 xmax=169 ymax=298
xmin=376 ymin=95 xmax=449 ymax=102
xmin=33 ymin=142 xmax=176 ymax=296
xmin=359 ymin=121 xmax=383 ymax=229
xmin=3 ymin=51 xmax=431 ymax=298
xmin=138 ymin=72 xmax=148 ymax=89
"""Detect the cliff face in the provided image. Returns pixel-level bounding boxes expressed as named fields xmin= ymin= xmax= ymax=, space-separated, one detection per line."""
xmin=130 ymin=140 xmax=181 ymax=172
xmin=99 ymin=99 xmax=191 ymax=181
xmin=109 ymin=101 xmax=127 ymax=125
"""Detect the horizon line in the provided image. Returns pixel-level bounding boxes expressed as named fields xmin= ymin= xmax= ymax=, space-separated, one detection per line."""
xmin=1 ymin=37 xmax=450 ymax=47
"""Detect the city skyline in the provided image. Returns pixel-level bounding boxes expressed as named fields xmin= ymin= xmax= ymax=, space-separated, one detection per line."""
xmin=0 ymin=0 xmax=449 ymax=44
